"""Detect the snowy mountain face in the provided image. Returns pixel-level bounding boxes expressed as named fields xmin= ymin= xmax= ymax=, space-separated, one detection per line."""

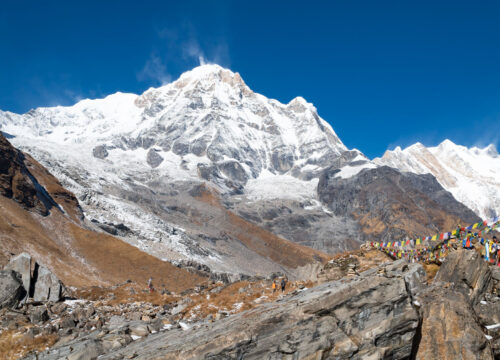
xmin=374 ymin=140 xmax=500 ymax=219
xmin=1 ymin=64 xmax=487 ymax=273
xmin=1 ymin=64 xmax=370 ymax=272
xmin=1 ymin=64 xmax=346 ymax=187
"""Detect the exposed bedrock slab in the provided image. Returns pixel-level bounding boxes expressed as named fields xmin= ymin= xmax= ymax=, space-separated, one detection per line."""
xmin=96 ymin=261 xmax=422 ymax=360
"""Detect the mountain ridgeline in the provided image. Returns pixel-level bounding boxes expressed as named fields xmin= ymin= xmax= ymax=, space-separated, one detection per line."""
xmin=0 ymin=64 xmax=497 ymax=275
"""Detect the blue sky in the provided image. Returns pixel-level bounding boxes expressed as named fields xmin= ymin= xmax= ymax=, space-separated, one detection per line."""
xmin=1 ymin=1 xmax=499 ymax=158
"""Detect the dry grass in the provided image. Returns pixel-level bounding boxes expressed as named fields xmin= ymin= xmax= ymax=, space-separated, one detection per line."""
xmin=67 ymin=222 xmax=207 ymax=292
xmin=182 ymin=279 xmax=310 ymax=320
xmin=75 ymin=283 xmax=178 ymax=306
xmin=0 ymin=330 xmax=58 ymax=360
xmin=422 ymin=263 xmax=440 ymax=283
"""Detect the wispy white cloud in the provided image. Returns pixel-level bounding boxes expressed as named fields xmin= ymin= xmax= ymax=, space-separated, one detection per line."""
xmin=137 ymin=22 xmax=231 ymax=86
xmin=136 ymin=54 xmax=172 ymax=85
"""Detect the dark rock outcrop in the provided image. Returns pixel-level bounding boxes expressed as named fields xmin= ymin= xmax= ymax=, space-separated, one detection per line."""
xmin=146 ymin=148 xmax=164 ymax=168
xmin=92 ymin=145 xmax=109 ymax=159
xmin=0 ymin=133 xmax=52 ymax=215
xmin=317 ymin=166 xmax=480 ymax=243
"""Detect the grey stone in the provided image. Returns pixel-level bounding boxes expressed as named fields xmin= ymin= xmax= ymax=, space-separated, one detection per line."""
xmin=29 ymin=306 xmax=49 ymax=324
xmin=33 ymin=265 xmax=65 ymax=302
xmin=60 ymin=316 xmax=76 ymax=329
xmin=92 ymin=145 xmax=108 ymax=159
xmin=172 ymin=141 xmax=190 ymax=156
xmin=170 ymin=303 xmax=187 ymax=316
xmin=129 ymin=322 xmax=149 ymax=337
xmin=66 ymin=339 xmax=102 ymax=360
xmin=434 ymin=248 xmax=491 ymax=305
xmin=146 ymin=148 xmax=163 ymax=168
xmin=4 ymin=252 xmax=31 ymax=298
xmin=101 ymin=333 xmax=132 ymax=352
xmin=416 ymin=285 xmax=493 ymax=360
xmin=0 ymin=270 xmax=24 ymax=309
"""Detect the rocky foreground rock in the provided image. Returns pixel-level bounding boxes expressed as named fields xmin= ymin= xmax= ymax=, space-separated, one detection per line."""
xmin=22 ymin=258 xmax=422 ymax=359
xmin=7 ymin=249 xmax=500 ymax=359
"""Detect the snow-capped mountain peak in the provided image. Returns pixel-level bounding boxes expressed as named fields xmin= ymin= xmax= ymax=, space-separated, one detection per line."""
xmin=374 ymin=139 xmax=500 ymax=218
xmin=0 ymin=64 xmax=370 ymax=271
xmin=1 ymin=65 xmax=351 ymax=188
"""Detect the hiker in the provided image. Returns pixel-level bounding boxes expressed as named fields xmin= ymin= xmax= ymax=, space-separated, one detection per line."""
xmin=492 ymin=239 xmax=498 ymax=265
xmin=493 ymin=236 xmax=499 ymax=265
xmin=494 ymin=236 xmax=500 ymax=266
xmin=272 ymin=280 xmax=277 ymax=293
xmin=485 ymin=239 xmax=491 ymax=262
xmin=281 ymin=278 xmax=286 ymax=292
xmin=463 ymin=231 xmax=474 ymax=250
xmin=148 ymin=277 xmax=154 ymax=293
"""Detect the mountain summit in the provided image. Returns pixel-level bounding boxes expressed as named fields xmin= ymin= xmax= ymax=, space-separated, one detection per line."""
xmin=0 ymin=64 xmax=347 ymax=189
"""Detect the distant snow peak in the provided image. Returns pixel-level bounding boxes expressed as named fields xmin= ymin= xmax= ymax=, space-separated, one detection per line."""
xmin=375 ymin=139 xmax=500 ymax=219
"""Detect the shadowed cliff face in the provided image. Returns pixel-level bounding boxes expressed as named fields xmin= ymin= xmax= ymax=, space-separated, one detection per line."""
xmin=0 ymin=133 xmax=52 ymax=215
xmin=318 ymin=165 xmax=481 ymax=243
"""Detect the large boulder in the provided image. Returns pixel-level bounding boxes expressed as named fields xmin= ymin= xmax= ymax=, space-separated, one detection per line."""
xmin=414 ymin=249 xmax=496 ymax=360
xmin=434 ymin=248 xmax=491 ymax=305
xmin=416 ymin=285 xmax=493 ymax=360
xmin=4 ymin=252 xmax=32 ymax=299
xmin=0 ymin=270 xmax=25 ymax=309
xmin=33 ymin=265 xmax=65 ymax=303
xmin=146 ymin=148 xmax=163 ymax=168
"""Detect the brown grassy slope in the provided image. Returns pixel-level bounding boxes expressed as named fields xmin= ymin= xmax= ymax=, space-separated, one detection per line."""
xmin=0 ymin=133 xmax=206 ymax=291
xmin=195 ymin=185 xmax=329 ymax=268
xmin=0 ymin=196 xmax=206 ymax=291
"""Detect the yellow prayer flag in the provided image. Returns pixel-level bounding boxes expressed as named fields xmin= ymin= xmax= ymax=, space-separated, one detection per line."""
xmin=431 ymin=234 xmax=437 ymax=241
